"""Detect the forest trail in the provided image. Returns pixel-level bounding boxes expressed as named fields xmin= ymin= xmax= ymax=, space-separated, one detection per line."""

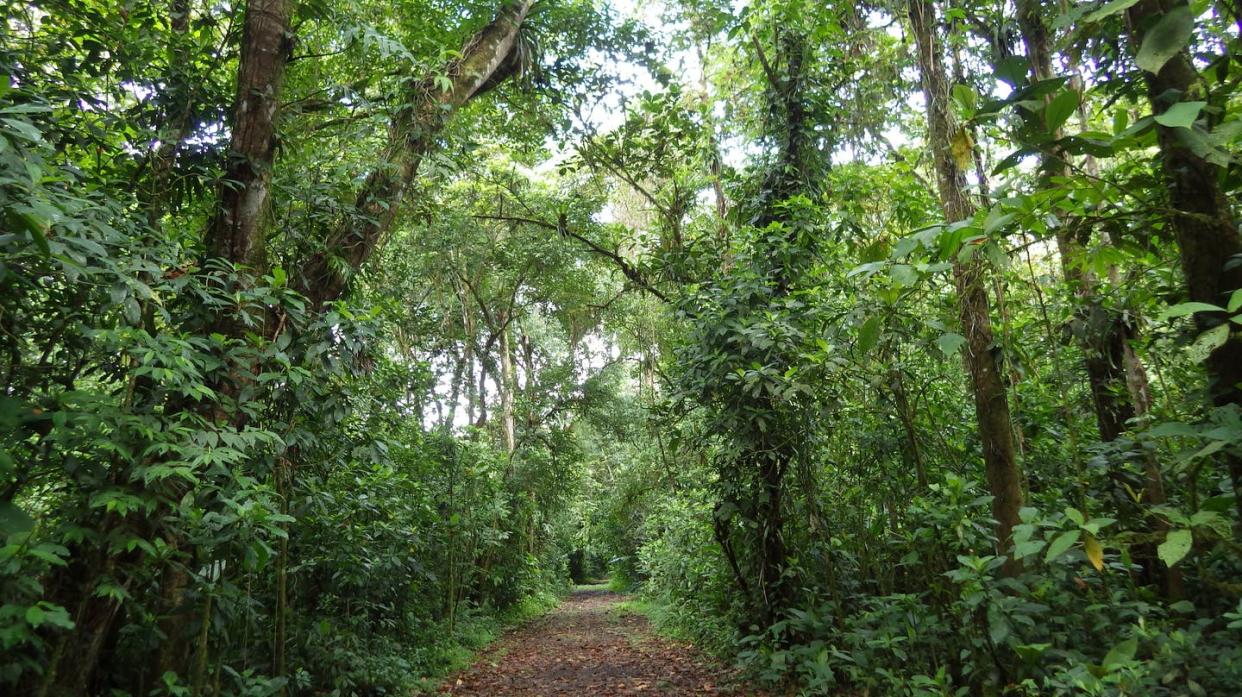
xmin=440 ymin=587 xmax=757 ymax=696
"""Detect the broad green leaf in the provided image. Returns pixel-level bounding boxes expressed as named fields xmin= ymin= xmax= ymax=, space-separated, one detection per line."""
xmin=1136 ymin=7 xmax=1194 ymax=74
xmin=995 ymin=55 xmax=1030 ymax=87
xmin=25 ymin=605 xmax=45 ymax=627
xmin=1064 ymin=507 xmax=1085 ymax=526
xmin=1045 ymin=90 xmax=1080 ymax=132
xmin=1013 ymin=539 xmax=1045 ymax=560
xmin=1112 ymin=109 xmax=1130 ymax=134
xmin=1015 ymin=643 xmax=1052 ymax=662
xmin=937 ymin=332 xmax=966 ymax=356
xmin=1147 ymin=421 xmax=1196 ymax=437
xmin=1154 ymin=101 xmax=1205 ymax=128
xmin=983 ymin=208 xmax=1015 ymax=235
xmin=16 ymin=211 xmax=52 ymax=256
xmin=1045 ymin=530 xmax=1080 ymax=562
xmin=1102 ymin=638 xmax=1137 ymax=669
xmin=0 ymin=502 xmax=34 ymax=536
xmin=1158 ymin=529 xmax=1193 ymax=567
xmin=1227 ymin=289 xmax=1242 ymax=313
xmin=857 ymin=316 xmax=882 ymax=355
xmin=1160 ymin=301 xmax=1225 ymax=320
xmin=1086 ymin=0 xmax=1142 ymax=22
xmin=890 ymin=264 xmax=918 ymax=287
xmin=1188 ymin=324 xmax=1229 ymax=363
xmin=40 ymin=604 xmax=74 ymax=629
xmin=952 ymin=83 xmax=977 ymax=116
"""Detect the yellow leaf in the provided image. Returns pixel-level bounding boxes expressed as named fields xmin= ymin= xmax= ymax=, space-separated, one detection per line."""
xmin=950 ymin=127 xmax=975 ymax=171
xmin=1084 ymin=533 xmax=1104 ymax=572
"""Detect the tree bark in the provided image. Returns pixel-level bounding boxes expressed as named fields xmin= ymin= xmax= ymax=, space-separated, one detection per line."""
xmin=1127 ymin=0 xmax=1242 ymax=524
xmin=498 ymin=314 xmax=517 ymax=455
xmin=1015 ymin=0 xmax=1137 ymax=443
xmin=299 ymin=0 xmax=534 ymax=308
xmin=156 ymin=0 xmax=294 ymax=681
xmin=908 ymin=0 xmax=1025 ymax=567
xmin=891 ymin=365 xmax=928 ymax=490
xmin=204 ymin=0 xmax=291 ymax=272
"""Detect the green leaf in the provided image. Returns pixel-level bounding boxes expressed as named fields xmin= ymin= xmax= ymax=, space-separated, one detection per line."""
xmin=995 ymin=56 xmax=1030 ymax=87
xmin=1160 ymin=301 xmax=1225 ymax=320
xmin=1135 ymin=7 xmax=1194 ymax=74
xmin=1188 ymin=324 xmax=1229 ymax=363
xmin=1045 ymin=90 xmax=1080 ymax=132
xmin=25 ymin=605 xmax=45 ymax=627
xmin=983 ymin=208 xmax=1015 ymax=235
xmin=1064 ymin=507 xmax=1085 ymax=526
xmin=40 ymin=603 xmax=74 ymax=629
xmin=0 ymin=502 xmax=35 ymax=536
xmin=1158 ymin=529 xmax=1193 ymax=567
xmin=1154 ymin=101 xmax=1205 ymax=128
xmin=1102 ymin=638 xmax=1138 ymax=669
xmin=1013 ymin=539 xmax=1045 ymax=560
xmin=1045 ymin=530 xmax=1080 ymax=562
xmin=1015 ymin=642 xmax=1052 ymax=663
xmin=890 ymin=264 xmax=919 ymax=287
xmin=15 ymin=211 xmax=52 ymax=256
xmin=952 ymin=83 xmax=978 ymax=117
xmin=1227 ymin=289 xmax=1242 ymax=313
xmin=1147 ymin=421 xmax=1196 ymax=437
xmin=857 ymin=316 xmax=882 ymax=355
xmin=937 ymin=332 xmax=966 ymax=356
xmin=1086 ymin=0 xmax=1142 ymax=22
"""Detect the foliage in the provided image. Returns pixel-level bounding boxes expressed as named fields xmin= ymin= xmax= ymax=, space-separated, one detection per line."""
xmin=6 ymin=0 xmax=1242 ymax=693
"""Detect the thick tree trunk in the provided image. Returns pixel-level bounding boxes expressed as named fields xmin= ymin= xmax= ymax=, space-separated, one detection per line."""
xmin=908 ymin=0 xmax=1025 ymax=567
xmin=156 ymin=0 xmax=294 ymax=680
xmin=1127 ymin=0 xmax=1242 ymax=524
xmin=299 ymin=0 xmax=534 ymax=308
xmin=204 ymin=0 xmax=290 ymax=272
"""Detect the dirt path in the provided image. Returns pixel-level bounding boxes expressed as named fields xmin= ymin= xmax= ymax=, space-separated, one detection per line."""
xmin=440 ymin=588 xmax=756 ymax=695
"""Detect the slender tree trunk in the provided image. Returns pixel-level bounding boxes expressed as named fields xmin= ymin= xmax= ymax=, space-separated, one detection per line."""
xmin=298 ymin=0 xmax=534 ymax=308
xmin=1127 ymin=0 xmax=1242 ymax=525
xmin=141 ymin=0 xmax=195 ymax=226
xmin=498 ymin=315 xmax=517 ymax=455
xmin=891 ymin=365 xmax=928 ymax=490
xmin=1016 ymin=0 xmax=1137 ymax=443
xmin=445 ymin=347 xmax=466 ymax=431
xmin=908 ymin=0 xmax=1025 ymax=567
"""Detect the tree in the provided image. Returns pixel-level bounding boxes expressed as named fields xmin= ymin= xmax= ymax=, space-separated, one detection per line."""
xmin=907 ymin=0 xmax=1024 ymax=566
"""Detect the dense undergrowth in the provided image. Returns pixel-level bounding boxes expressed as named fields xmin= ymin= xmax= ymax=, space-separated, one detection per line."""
xmin=6 ymin=0 xmax=1242 ymax=694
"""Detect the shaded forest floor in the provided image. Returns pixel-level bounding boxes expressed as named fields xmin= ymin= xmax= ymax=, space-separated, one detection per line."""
xmin=439 ymin=586 xmax=758 ymax=695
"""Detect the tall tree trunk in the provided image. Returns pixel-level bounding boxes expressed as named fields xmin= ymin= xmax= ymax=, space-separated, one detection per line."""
xmin=1127 ymin=0 xmax=1242 ymax=525
xmin=498 ymin=315 xmax=517 ymax=455
xmin=204 ymin=0 xmax=290 ymax=272
xmin=299 ymin=0 xmax=534 ymax=308
xmin=156 ymin=0 xmax=293 ymax=680
xmin=891 ymin=364 xmax=928 ymax=490
xmin=908 ymin=0 xmax=1025 ymax=567
xmin=1015 ymin=0 xmax=1137 ymax=443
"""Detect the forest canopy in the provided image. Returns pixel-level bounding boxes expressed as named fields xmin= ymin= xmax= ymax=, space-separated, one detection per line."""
xmin=3 ymin=0 xmax=1242 ymax=694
